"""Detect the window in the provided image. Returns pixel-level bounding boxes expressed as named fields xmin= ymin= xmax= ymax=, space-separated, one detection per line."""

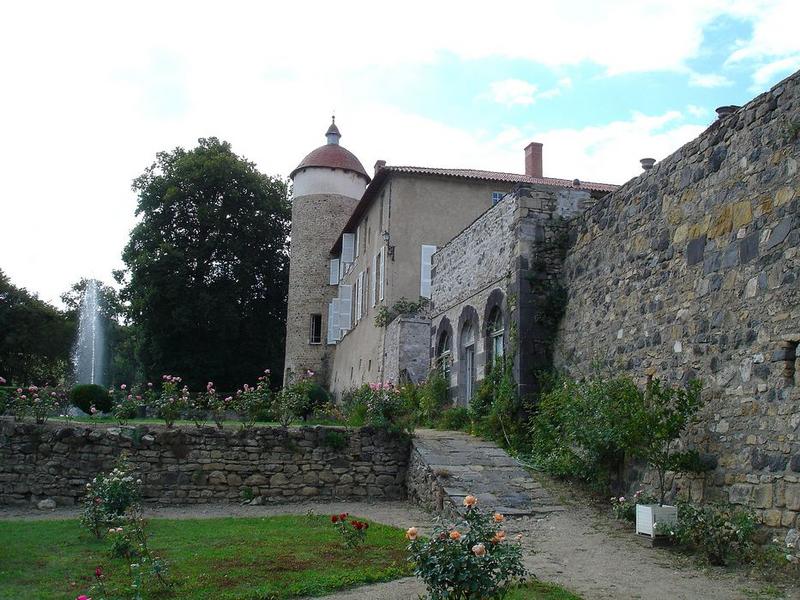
xmin=342 ymin=233 xmax=355 ymax=264
xmin=370 ymin=253 xmax=377 ymax=307
xmin=436 ymin=331 xmax=451 ymax=384
xmin=355 ymin=271 xmax=364 ymax=321
xmin=420 ymin=244 xmax=437 ymax=299
xmin=327 ymin=302 xmax=339 ymax=344
xmin=492 ymin=191 xmax=505 ymax=206
xmin=488 ymin=307 xmax=504 ymax=364
xmin=309 ymin=314 xmax=322 ymax=344
xmin=329 ymin=258 xmax=340 ymax=285
xmin=378 ymin=248 xmax=385 ymax=301
xmin=461 ymin=321 xmax=476 ymax=404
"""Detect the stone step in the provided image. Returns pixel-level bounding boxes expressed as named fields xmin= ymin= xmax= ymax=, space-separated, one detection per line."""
xmin=408 ymin=429 xmax=560 ymax=519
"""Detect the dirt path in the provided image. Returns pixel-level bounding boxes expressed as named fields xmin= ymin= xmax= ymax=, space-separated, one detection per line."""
xmin=2 ymin=498 xmax=796 ymax=599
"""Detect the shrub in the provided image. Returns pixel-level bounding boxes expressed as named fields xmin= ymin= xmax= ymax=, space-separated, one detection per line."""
xmin=610 ymin=489 xmax=657 ymax=522
xmin=636 ymin=378 xmax=704 ymax=504
xmin=280 ymin=371 xmax=327 ymax=422
xmin=342 ymin=386 xmax=371 ymax=426
xmin=71 ymin=383 xmax=113 ymax=414
xmin=234 ymin=373 xmax=271 ymax=429
xmin=331 ymin=512 xmax=369 ymax=548
xmin=437 ymin=406 xmax=470 ymax=431
xmin=664 ymin=503 xmax=758 ymax=566
xmin=417 ymin=369 xmax=448 ymax=426
xmin=407 ymin=495 xmax=527 ymax=599
xmin=528 ymin=375 xmax=649 ymax=490
xmin=80 ymin=456 xmax=141 ymax=538
xmin=374 ymin=297 xmax=429 ymax=327
xmin=470 ymin=358 xmax=525 ymax=449
xmin=110 ymin=384 xmax=139 ymax=425
xmin=155 ymin=375 xmax=188 ymax=427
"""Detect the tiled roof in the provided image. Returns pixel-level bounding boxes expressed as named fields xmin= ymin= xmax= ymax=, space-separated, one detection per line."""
xmin=329 ymin=165 xmax=618 ymax=254
xmin=383 ymin=166 xmax=618 ymax=193
xmin=290 ymin=144 xmax=370 ymax=180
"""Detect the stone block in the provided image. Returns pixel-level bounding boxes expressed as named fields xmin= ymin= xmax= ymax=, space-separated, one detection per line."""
xmin=786 ymin=484 xmax=800 ymax=511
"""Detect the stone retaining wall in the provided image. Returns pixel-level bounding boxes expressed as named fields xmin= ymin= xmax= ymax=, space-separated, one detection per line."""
xmin=0 ymin=419 xmax=410 ymax=507
xmin=555 ymin=70 xmax=800 ymax=527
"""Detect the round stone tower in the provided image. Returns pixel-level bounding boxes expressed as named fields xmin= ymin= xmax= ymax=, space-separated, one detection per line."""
xmin=283 ymin=118 xmax=370 ymax=385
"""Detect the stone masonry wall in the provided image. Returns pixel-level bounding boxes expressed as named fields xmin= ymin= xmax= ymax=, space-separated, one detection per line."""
xmin=554 ymin=70 xmax=800 ymax=527
xmin=0 ymin=419 xmax=410 ymax=507
xmin=384 ymin=316 xmax=433 ymax=385
xmin=431 ymin=186 xmax=592 ymax=401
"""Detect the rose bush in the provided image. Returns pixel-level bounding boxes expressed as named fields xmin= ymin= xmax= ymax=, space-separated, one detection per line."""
xmin=80 ymin=456 xmax=142 ymax=538
xmin=407 ymin=495 xmax=527 ymax=599
xmin=154 ymin=375 xmax=188 ymax=427
xmin=331 ymin=512 xmax=370 ymax=549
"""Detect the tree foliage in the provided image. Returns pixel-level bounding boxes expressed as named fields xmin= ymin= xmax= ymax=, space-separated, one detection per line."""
xmin=119 ymin=137 xmax=290 ymax=391
xmin=0 ymin=269 xmax=74 ymax=384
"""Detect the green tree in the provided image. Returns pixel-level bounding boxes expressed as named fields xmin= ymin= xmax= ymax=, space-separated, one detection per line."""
xmin=0 ymin=269 xmax=75 ymax=384
xmin=119 ymin=137 xmax=290 ymax=391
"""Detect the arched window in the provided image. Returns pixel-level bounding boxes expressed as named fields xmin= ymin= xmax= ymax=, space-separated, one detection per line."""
xmin=436 ymin=330 xmax=452 ymax=383
xmin=461 ymin=321 xmax=476 ymax=403
xmin=488 ymin=307 xmax=504 ymax=365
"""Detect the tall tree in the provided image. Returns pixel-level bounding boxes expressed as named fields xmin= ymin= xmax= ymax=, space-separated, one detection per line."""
xmin=0 ymin=269 xmax=75 ymax=384
xmin=119 ymin=137 xmax=290 ymax=391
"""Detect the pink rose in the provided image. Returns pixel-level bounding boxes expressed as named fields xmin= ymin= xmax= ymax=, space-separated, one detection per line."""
xmin=120 ymin=384 xmax=127 ymax=390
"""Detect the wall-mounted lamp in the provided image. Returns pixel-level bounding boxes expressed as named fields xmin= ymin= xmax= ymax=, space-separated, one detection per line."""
xmin=382 ymin=230 xmax=395 ymax=261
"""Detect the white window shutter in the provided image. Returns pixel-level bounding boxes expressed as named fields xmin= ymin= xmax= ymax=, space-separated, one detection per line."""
xmin=420 ymin=244 xmax=437 ymax=299
xmin=356 ymin=271 xmax=364 ymax=320
xmin=378 ymin=247 xmax=385 ymax=301
xmin=342 ymin=233 xmax=355 ymax=264
xmin=329 ymin=259 xmax=340 ymax=285
xmin=354 ymin=227 xmax=360 ymax=258
xmin=339 ymin=284 xmax=352 ymax=332
xmin=327 ymin=301 xmax=338 ymax=344
xmin=370 ymin=254 xmax=377 ymax=307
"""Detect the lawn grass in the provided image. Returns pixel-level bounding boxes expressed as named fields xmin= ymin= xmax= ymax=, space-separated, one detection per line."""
xmin=508 ymin=580 xmax=583 ymax=599
xmin=0 ymin=515 xmax=411 ymax=599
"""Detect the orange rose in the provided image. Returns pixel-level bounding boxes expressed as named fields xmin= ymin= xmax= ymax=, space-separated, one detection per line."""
xmin=472 ymin=543 xmax=486 ymax=557
xmin=493 ymin=513 xmax=504 ymax=523
xmin=463 ymin=495 xmax=477 ymax=508
xmin=449 ymin=530 xmax=462 ymax=541
xmin=491 ymin=530 xmax=506 ymax=544
xmin=405 ymin=527 xmax=418 ymax=541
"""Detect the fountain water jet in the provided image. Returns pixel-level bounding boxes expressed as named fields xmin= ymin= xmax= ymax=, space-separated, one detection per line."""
xmin=72 ymin=279 xmax=106 ymax=386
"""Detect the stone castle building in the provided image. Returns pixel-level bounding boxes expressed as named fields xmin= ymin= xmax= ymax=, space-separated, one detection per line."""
xmin=283 ymin=121 xmax=614 ymax=396
xmin=286 ymin=69 xmax=800 ymax=526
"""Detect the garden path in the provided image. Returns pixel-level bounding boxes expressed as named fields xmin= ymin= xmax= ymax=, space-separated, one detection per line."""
xmin=412 ymin=428 xmax=564 ymax=517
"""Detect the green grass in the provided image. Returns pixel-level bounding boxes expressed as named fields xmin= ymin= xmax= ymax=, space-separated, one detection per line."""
xmin=0 ymin=515 xmax=411 ymax=599
xmin=508 ymin=580 xmax=583 ymax=599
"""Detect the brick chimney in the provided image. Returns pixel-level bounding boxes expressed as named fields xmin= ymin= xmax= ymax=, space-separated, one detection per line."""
xmin=374 ymin=159 xmax=386 ymax=176
xmin=524 ymin=142 xmax=543 ymax=178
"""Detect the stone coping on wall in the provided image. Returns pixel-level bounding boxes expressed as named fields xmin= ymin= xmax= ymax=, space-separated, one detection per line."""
xmin=0 ymin=418 xmax=410 ymax=507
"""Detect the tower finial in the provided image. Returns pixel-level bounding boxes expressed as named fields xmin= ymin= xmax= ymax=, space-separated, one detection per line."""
xmin=326 ymin=115 xmax=341 ymax=145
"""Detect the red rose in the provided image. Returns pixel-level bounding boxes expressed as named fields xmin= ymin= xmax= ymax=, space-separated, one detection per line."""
xmin=339 ymin=513 xmax=347 ymax=521
xmin=94 ymin=567 xmax=103 ymax=579
xmin=331 ymin=515 xmax=338 ymax=523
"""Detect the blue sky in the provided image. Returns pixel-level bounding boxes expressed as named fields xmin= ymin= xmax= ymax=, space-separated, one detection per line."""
xmin=1 ymin=0 xmax=799 ymax=305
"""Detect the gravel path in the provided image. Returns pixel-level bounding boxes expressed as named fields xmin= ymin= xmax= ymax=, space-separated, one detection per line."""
xmin=3 ymin=497 xmax=797 ymax=599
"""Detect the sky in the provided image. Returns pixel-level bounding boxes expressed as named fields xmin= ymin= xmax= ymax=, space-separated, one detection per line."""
xmin=1 ymin=0 xmax=799 ymax=307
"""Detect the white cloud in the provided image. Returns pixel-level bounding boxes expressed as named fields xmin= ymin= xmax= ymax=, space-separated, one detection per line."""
xmin=0 ymin=0 xmax=790 ymax=304
xmin=687 ymin=104 xmax=710 ymax=118
xmin=688 ymin=72 xmax=733 ymax=88
xmin=490 ymin=79 xmax=539 ymax=106
xmin=751 ymin=55 xmax=800 ymax=86
xmin=724 ymin=0 xmax=800 ymax=87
